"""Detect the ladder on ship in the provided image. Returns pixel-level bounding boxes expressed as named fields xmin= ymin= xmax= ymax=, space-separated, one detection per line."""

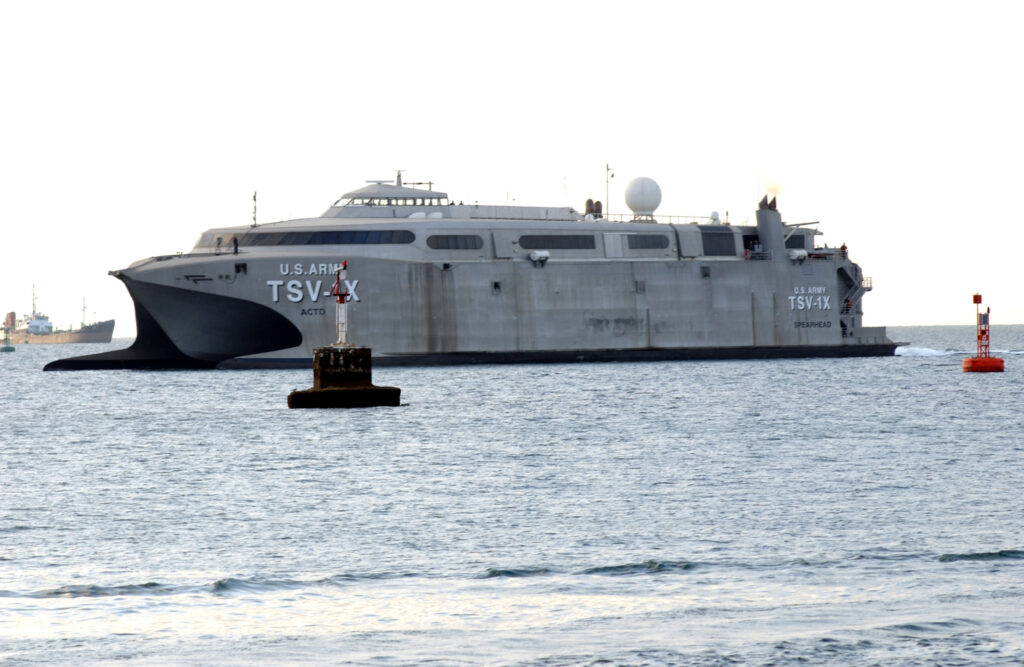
xmin=837 ymin=263 xmax=872 ymax=339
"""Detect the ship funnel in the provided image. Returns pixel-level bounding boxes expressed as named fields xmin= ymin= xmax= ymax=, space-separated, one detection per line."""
xmin=755 ymin=195 xmax=785 ymax=258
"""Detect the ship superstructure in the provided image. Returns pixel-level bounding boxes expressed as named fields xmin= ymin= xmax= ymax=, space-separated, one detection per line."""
xmin=47 ymin=174 xmax=895 ymax=370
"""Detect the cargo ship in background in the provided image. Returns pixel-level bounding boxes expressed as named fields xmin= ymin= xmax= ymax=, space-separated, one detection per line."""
xmin=47 ymin=172 xmax=896 ymax=370
xmin=6 ymin=290 xmax=114 ymax=344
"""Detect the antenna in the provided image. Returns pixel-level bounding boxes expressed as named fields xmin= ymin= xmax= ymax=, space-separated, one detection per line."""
xmin=252 ymin=191 xmax=257 ymax=227
xmin=605 ymin=164 xmax=615 ymax=216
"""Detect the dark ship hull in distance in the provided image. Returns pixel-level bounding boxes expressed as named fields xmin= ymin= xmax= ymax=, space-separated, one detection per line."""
xmin=8 ymin=319 xmax=115 ymax=344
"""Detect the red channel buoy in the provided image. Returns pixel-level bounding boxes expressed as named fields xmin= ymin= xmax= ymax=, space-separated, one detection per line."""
xmin=963 ymin=294 xmax=1004 ymax=372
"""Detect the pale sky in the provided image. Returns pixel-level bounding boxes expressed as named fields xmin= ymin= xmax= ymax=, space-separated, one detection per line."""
xmin=3 ymin=1 xmax=1022 ymax=337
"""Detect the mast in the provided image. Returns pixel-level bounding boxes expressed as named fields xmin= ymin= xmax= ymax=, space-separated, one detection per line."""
xmin=605 ymin=164 xmax=614 ymax=216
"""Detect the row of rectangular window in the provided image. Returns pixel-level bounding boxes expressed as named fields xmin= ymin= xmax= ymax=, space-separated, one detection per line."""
xmin=210 ymin=228 xmax=811 ymax=256
xmin=227 ymin=231 xmax=681 ymax=251
xmin=521 ymin=234 xmax=671 ymax=250
xmin=347 ymin=198 xmax=447 ymax=206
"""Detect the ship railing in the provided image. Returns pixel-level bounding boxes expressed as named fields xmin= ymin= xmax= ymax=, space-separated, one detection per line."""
xmin=746 ymin=250 xmax=772 ymax=260
xmin=602 ymin=213 xmax=718 ymax=225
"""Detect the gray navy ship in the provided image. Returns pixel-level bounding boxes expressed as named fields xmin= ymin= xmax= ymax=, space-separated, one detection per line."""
xmin=47 ymin=173 xmax=896 ymax=370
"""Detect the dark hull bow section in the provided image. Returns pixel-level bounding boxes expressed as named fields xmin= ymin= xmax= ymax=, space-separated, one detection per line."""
xmin=44 ymin=276 xmax=302 ymax=371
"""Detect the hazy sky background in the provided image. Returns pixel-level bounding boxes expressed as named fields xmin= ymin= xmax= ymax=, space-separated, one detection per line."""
xmin=2 ymin=1 xmax=1023 ymax=337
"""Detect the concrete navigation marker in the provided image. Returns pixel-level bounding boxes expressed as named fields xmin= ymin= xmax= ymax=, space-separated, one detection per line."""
xmin=288 ymin=262 xmax=401 ymax=408
xmin=288 ymin=346 xmax=400 ymax=408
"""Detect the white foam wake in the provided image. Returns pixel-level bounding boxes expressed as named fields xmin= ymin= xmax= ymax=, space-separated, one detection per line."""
xmin=895 ymin=346 xmax=956 ymax=357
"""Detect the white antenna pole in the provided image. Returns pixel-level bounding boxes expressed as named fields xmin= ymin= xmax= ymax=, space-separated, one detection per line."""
xmin=605 ymin=164 xmax=614 ymax=216
xmin=252 ymin=191 xmax=257 ymax=227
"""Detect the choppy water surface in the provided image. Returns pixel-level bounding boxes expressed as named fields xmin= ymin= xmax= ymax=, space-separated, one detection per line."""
xmin=2 ymin=325 xmax=1024 ymax=665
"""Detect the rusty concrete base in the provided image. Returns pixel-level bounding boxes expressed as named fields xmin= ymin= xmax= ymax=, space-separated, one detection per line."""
xmin=287 ymin=385 xmax=401 ymax=408
xmin=288 ymin=345 xmax=401 ymax=409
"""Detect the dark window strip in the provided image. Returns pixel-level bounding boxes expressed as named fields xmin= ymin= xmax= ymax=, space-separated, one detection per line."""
xmin=427 ymin=235 xmax=484 ymax=250
xmin=701 ymin=232 xmax=737 ymax=256
xmin=627 ymin=234 xmax=670 ymax=250
xmin=519 ymin=235 xmax=596 ymax=250
xmin=241 ymin=230 xmax=415 ymax=246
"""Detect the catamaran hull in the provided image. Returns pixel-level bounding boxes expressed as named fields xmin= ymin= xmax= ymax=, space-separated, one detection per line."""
xmin=45 ymin=179 xmax=897 ymax=371
xmin=46 ymin=249 xmax=895 ymax=370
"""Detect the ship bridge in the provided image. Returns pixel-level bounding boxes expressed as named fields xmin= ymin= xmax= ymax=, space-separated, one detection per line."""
xmin=320 ymin=175 xmax=581 ymax=222
xmin=323 ymin=175 xmax=448 ymax=216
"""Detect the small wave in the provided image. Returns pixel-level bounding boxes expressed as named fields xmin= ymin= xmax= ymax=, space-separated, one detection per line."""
xmin=481 ymin=566 xmax=556 ymax=579
xmin=0 ymin=525 xmax=40 ymax=533
xmin=28 ymin=582 xmax=176 ymax=598
xmin=580 ymin=559 xmax=696 ymax=576
xmin=895 ymin=346 xmax=957 ymax=357
xmin=852 ymin=550 xmax=920 ymax=562
xmin=887 ymin=622 xmax=929 ymax=632
xmin=210 ymin=572 xmax=413 ymax=592
xmin=19 ymin=576 xmax=339 ymax=599
xmin=881 ymin=619 xmax=979 ymax=634
xmin=8 ymin=562 xmax=707 ymax=600
xmin=211 ymin=576 xmax=311 ymax=593
xmin=938 ymin=549 xmax=1024 ymax=563
xmin=325 ymin=571 xmax=418 ymax=582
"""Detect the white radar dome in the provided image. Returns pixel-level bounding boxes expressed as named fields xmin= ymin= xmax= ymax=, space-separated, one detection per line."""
xmin=624 ymin=177 xmax=662 ymax=216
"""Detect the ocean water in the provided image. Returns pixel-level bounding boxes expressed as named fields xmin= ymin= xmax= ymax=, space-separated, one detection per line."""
xmin=2 ymin=326 xmax=1024 ymax=665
